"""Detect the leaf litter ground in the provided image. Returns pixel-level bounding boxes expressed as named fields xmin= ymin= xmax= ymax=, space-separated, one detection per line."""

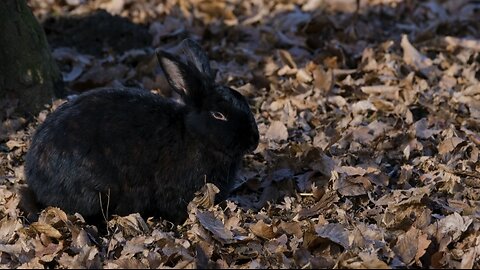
xmin=1 ymin=0 xmax=480 ymax=268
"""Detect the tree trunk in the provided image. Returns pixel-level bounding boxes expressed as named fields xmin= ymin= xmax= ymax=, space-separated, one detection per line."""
xmin=0 ymin=0 xmax=64 ymax=117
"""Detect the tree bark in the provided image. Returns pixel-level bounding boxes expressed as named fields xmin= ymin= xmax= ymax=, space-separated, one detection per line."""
xmin=0 ymin=0 xmax=64 ymax=117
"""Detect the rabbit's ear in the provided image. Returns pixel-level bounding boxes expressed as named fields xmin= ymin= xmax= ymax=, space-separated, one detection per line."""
xmin=181 ymin=39 xmax=213 ymax=80
xmin=156 ymin=49 xmax=202 ymax=99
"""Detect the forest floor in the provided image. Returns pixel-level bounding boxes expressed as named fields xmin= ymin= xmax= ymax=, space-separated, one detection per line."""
xmin=1 ymin=0 xmax=480 ymax=268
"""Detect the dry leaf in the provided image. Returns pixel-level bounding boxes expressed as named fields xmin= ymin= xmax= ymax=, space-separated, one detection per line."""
xmin=445 ymin=36 xmax=480 ymax=51
xmin=297 ymin=191 xmax=339 ymax=219
xmin=361 ymin=85 xmax=400 ymax=100
xmin=197 ymin=210 xmax=234 ymax=244
xmin=30 ymin=223 xmax=62 ymax=239
xmin=108 ymin=213 xmax=149 ymax=237
xmin=250 ymin=220 xmax=276 ymax=240
xmin=357 ymin=252 xmax=390 ymax=269
xmin=5 ymin=140 xmax=24 ymax=150
xmin=189 ymin=183 xmax=220 ymax=210
xmin=2 ymin=1 xmax=480 ymax=268
xmin=315 ymin=223 xmax=349 ymax=249
xmin=414 ymin=118 xmax=441 ymax=139
xmin=265 ymin=121 xmax=288 ymax=142
xmin=335 ymin=166 xmax=367 ymax=176
xmin=459 ymin=248 xmax=477 ymax=269
xmin=401 ymin=34 xmax=433 ymax=76
xmin=438 ymin=137 xmax=464 ymax=154
xmin=415 ymin=233 xmax=431 ymax=265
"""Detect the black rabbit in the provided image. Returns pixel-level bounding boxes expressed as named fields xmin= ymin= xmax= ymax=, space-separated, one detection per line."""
xmin=24 ymin=39 xmax=259 ymax=224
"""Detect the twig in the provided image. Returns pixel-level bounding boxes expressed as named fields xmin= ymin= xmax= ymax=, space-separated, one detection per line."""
xmin=99 ymin=189 xmax=111 ymax=231
xmin=438 ymin=164 xmax=480 ymax=179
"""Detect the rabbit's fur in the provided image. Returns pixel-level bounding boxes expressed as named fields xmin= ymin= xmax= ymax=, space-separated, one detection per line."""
xmin=24 ymin=39 xmax=259 ymax=224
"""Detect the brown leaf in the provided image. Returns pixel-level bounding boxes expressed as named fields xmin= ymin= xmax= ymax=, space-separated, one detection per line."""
xmin=313 ymin=67 xmax=333 ymax=92
xmin=5 ymin=140 xmax=24 ymax=150
xmin=333 ymin=173 xmax=371 ymax=197
xmin=279 ymin=221 xmax=303 ymax=238
xmin=72 ymin=229 xmax=91 ymax=249
xmin=414 ymin=118 xmax=441 ymax=139
xmin=401 ymin=34 xmax=434 ymax=76
xmin=105 ymin=258 xmax=148 ymax=269
xmin=438 ymin=137 xmax=464 ymax=154
xmin=57 ymin=245 xmax=100 ymax=269
xmin=352 ymin=100 xmax=377 ymax=114
xmin=265 ymin=121 xmax=288 ymax=142
xmin=108 ymin=213 xmax=149 ymax=237
xmin=30 ymin=222 xmax=62 ymax=239
xmin=265 ymin=234 xmax=289 ymax=254
xmin=361 ymin=85 xmax=400 ymax=100
xmin=297 ymin=191 xmax=339 ymax=219
xmin=120 ymin=236 xmax=147 ymax=258
xmin=278 ymin=49 xmax=297 ymax=69
xmin=197 ymin=210 xmax=234 ymax=244
xmin=444 ymin=36 xmax=480 ymax=51
xmin=434 ymin=212 xmax=472 ymax=241
xmin=459 ymin=248 xmax=477 ymax=269
xmin=335 ymin=166 xmax=367 ymax=176
xmin=0 ymin=243 xmax=22 ymax=255
xmin=39 ymin=207 xmax=69 ymax=224
xmin=357 ymin=251 xmax=390 ymax=269
xmin=250 ymin=220 xmax=276 ymax=240
xmin=315 ymin=223 xmax=349 ymax=249
xmin=34 ymin=240 xmax=64 ymax=263
xmin=415 ymin=233 xmax=431 ymax=265
xmin=18 ymin=257 xmax=44 ymax=268
xmin=189 ymin=183 xmax=220 ymax=211
xmin=375 ymin=186 xmax=432 ymax=207
xmin=0 ymin=217 xmax=22 ymax=244
xmin=195 ymin=241 xmax=214 ymax=269
xmin=393 ymin=227 xmax=430 ymax=265
xmin=296 ymin=69 xmax=313 ymax=84
xmin=393 ymin=228 xmax=417 ymax=264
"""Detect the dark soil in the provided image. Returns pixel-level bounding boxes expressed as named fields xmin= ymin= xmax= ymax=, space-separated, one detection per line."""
xmin=43 ymin=9 xmax=152 ymax=56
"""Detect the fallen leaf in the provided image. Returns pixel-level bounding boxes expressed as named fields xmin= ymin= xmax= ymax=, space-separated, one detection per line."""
xmin=401 ymin=34 xmax=434 ymax=76
xmin=335 ymin=166 xmax=367 ymax=176
xmin=250 ymin=220 xmax=276 ymax=240
xmin=459 ymin=248 xmax=477 ymax=269
xmin=279 ymin=221 xmax=303 ymax=238
xmin=108 ymin=213 xmax=149 ymax=237
xmin=0 ymin=217 xmax=22 ymax=244
xmin=357 ymin=251 xmax=390 ymax=269
xmin=435 ymin=212 xmax=472 ymax=241
xmin=361 ymin=85 xmax=400 ymax=100
xmin=297 ymin=192 xmax=339 ymax=219
xmin=265 ymin=121 xmax=288 ymax=142
xmin=315 ymin=223 xmax=349 ymax=249
xmin=5 ymin=140 xmax=24 ymax=150
xmin=445 ymin=36 xmax=480 ymax=51
xmin=438 ymin=137 xmax=464 ymax=154
xmin=189 ymin=183 xmax=220 ymax=210
xmin=30 ymin=222 xmax=62 ymax=239
xmin=415 ymin=233 xmax=431 ymax=265
xmin=197 ymin=210 xmax=234 ymax=244
xmin=414 ymin=118 xmax=441 ymax=139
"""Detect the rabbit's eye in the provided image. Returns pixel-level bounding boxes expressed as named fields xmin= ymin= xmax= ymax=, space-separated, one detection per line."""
xmin=210 ymin=111 xmax=228 ymax=121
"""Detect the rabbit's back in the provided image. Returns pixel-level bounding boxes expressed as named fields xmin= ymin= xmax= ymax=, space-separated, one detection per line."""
xmin=25 ymin=88 xmax=187 ymax=220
